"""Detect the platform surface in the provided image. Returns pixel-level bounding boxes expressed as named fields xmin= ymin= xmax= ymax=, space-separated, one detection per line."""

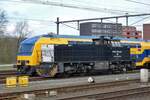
xmin=0 ymin=73 xmax=142 ymax=94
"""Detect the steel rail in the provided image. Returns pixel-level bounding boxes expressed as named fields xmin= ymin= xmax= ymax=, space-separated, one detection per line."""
xmin=0 ymin=79 xmax=139 ymax=100
xmin=60 ymin=85 xmax=150 ymax=100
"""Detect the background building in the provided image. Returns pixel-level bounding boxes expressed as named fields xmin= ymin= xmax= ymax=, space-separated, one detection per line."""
xmin=122 ymin=26 xmax=142 ymax=39
xmin=143 ymin=24 xmax=150 ymax=40
xmin=80 ymin=22 xmax=122 ymax=37
xmin=80 ymin=22 xmax=142 ymax=39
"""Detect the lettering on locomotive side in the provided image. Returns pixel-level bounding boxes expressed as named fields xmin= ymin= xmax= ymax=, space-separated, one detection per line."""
xmin=112 ymin=51 xmax=122 ymax=53
xmin=112 ymin=50 xmax=122 ymax=58
xmin=113 ymin=55 xmax=122 ymax=57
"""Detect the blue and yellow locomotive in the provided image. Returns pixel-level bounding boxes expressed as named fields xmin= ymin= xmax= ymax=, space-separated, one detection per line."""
xmin=15 ymin=34 xmax=150 ymax=77
xmin=16 ymin=34 xmax=94 ymax=76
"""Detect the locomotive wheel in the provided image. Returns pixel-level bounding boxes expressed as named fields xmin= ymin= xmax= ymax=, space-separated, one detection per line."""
xmin=36 ymin=64 xmax=57 ymax=77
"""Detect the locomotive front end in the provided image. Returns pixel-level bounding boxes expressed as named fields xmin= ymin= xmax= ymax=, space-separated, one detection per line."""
xmin=15 ymin=36 xmax=40 ymax=75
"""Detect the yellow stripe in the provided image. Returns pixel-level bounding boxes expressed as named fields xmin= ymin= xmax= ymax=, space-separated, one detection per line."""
xmin=136 ymin=57 xmax=150 ymax=66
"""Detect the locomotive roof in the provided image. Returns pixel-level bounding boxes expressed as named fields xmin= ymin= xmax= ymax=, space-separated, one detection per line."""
xmin=20 ymin=34 xmax=97 ymax=45
xmin=21 ymin=36 xmax=40 ymax=45
xmin=42 ymin=34 xmax=97 ymax=39
xmin=20 ymin=34 xmax=145 ymax=45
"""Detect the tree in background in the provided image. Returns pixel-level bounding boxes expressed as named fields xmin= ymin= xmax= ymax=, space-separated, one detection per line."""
xmin=0 ymin=10 xmax=32 ymax=64
xmin=0 ymin=9 xmax=9 ymax=64
xmin=14 ymin=21 xmax=31 ymax=54
xmin=15 ymin=21 xmax=31 ymax=38
xmin=0 ymin=21 xmax=32 ymax=64
xmin=0 ymin=9 xmax=8 ymax=36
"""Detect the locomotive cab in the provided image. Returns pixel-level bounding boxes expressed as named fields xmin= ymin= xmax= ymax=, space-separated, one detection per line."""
xmin=93 ymin=36 xmax=133 ymax=73
xmin=93 ymin=36 xmax=122 ymax=47
xmin=93 ymin=36 xmax=111 ymax=46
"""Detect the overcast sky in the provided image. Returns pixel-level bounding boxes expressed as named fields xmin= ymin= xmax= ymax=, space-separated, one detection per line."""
xmin=0 ymin=0 xmax=150 ymax=37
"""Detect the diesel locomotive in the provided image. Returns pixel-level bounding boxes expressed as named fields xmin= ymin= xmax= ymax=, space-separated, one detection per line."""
xmin=15 ymin=34 xmax=94 ymax=76
xmin=15 ymin=34 xmax=137 ymax=77
xmin=53 ymin=37 xmax=133 ymax=77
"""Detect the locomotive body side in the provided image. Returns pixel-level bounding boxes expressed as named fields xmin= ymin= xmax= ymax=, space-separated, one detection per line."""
xmin=53 ymin=37 xmax=133 ymax=75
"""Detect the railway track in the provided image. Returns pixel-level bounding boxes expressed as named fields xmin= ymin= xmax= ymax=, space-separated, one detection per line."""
xmin=0 ymin=70 xmax=17 ymax=79
xmin=0 ymin=69 xmax=146 ymax=100
xmin=0 ymin=69 xmax=140 ymax=84
xmin=0 ymin=78 xmax=143 ymax=100
xmin=0 ymin=70 xmax=101 ymax=85
xmin=0 ymin=70 xmax=17 ymax=84
xmin=0 ymin=70 xmax=51 ymax=84
xmin=0 ymin=70 xmax=17 ymax=75
xmin=58 ymin=85 xmax=150 ymax=100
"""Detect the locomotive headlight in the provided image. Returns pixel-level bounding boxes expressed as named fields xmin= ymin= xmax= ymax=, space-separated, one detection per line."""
xmin=18 ymin=60 xmax=21 ymax=63
xmin=26 ymin=60 xmax=29 ymax=64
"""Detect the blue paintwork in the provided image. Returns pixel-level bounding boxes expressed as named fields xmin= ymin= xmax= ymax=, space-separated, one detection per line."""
xmin=131 ymin=50 xmax=150 ymax=62
xmin=18 ymin=36 xmax=41 ymax=56
xmin=21 ymin=36 xmax=41 ymax=45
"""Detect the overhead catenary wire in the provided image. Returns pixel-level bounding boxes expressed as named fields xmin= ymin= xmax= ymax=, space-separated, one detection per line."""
xmin=71 ymin=0 xmax=137 ymax=10
xmin=0 ymin=0 xmax=141 ymax=15
xmin=130 ymin=16 xmax=150 ymax=25
xmin=61 ymin=23 xmax=79 ymax=30
xmin=7 ymin=16 xmax=55 ymax=23
xmin=1 ymin=0 xmax=150 ymax=33
xmin=58 ymin=13 xmax=150 ymax=23
xmin=0 ymin=0 xmax=148 ymax=24
xmin=23 ymin=0 xmax=143 ymax=14
xmin=60 ymin=18 xmax=116 ymax=31
xmin=125 ymin=0 xmax=150 ymax=6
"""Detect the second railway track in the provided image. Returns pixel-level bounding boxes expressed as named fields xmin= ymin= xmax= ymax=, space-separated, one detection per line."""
xmin=0 ymin=75 xmax=142 ymax=100
xmin=57 ymin=84 xmax=150 ymax=100
xmin=0 ymin=70 xmax=147 ymax=100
